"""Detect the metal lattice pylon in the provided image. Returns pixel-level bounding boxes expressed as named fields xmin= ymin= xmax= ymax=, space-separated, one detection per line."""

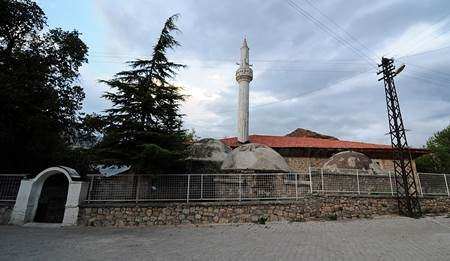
xmin=377 ymin=57 xmax=421 ymax=217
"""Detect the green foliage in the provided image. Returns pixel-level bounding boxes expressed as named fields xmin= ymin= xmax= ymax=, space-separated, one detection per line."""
xmin=134 ymin=144 xmax=185 ymax=173
xmin=0 ymin=0 xmax=88 ymax=174
xmin=325 ymin=213 xmax=338 ymax=221
xmin=257 ymin=216 xmax=268 ymax=224
xmin=416 ymin=124 xmax=450 ymax=173
xmin=95 ymin=14 xmax=188 ymax=173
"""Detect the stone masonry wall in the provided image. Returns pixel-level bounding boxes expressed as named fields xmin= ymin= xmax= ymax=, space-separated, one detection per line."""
xmin=0 ymin=204 xmax=14 ymax=225
xmin=284 ymin=156 xmax=420 ymax=174
xmin=285 ymin=157 xmax=327 ymax=173
xmin=78 ymin=196 xmax=450 ymax=227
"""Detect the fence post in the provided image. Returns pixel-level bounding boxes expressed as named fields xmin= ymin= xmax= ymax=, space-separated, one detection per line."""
xmin=416 ymin=172 xmax=423 ymax=197
xmin=187 ymin=174 xmax=190 ymax=203
xmin=200 ymin=174 xmax=204 ymax=200
xmin=356 ymin=170 xmax=360 ymax=195
xmin=87 ymin=175 xmax=94 ymax=202
xmin=444 ymin=174 xmax=450 ymax=197
xmin=135 ymin=175 xmax=140 ymax=204
xmin=239 ymin=174 xmax=242 ymax=201
xmin=321 ymin=168 xmax=324 ymax=193
xmin=388 ymin=171 xmax=394 ymax=196
xmin=308 ymin=167 xmax=313 ymax=193
xmin=295 ymin=173 xmax=298 ymax=200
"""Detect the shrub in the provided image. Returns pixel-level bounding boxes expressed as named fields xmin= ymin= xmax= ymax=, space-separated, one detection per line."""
xmin=326 ymin=213 xmax=338 ymax=221
xmin=257 ymin=216 xmax=268 ymax=224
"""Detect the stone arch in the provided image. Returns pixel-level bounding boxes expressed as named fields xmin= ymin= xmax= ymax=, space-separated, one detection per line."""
xmin=10 ymin=166 xmax=88 ymax=226
xmin=34 ymin=166 xmax=76 ymax=185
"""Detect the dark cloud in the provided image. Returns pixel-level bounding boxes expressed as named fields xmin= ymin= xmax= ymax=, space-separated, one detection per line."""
xmin=90 ymin=0 xmax=450 ymax=147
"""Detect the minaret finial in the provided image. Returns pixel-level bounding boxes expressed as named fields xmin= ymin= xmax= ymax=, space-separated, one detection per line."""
xmin=240 ymin=36 xmax=250 ymax=68
xmin=243 ymin=36 xmax=248 ymax=47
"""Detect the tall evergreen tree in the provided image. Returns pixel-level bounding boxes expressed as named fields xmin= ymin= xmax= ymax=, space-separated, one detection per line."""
xmin=97 ymin=14 xmax=187 ymax=173
xmin=0 ymin=0 xmax=88 ymax=174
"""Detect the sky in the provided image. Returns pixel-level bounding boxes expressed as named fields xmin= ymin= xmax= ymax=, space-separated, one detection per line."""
xmin=37 ymin=0 xmax=450 ymax=147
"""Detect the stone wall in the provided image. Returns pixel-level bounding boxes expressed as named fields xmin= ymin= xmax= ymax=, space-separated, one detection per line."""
xmin=0 ymin=203 xmax=13 ymax=225
xmin=284 ymin=156 xmax=414 ymax=174
xmin=285 ymin=157 xmax=327 ymax=173
xmin=78 ymin=196 xmax=450 ymax=227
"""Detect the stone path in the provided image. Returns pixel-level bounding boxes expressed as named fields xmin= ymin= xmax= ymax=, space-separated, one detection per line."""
xmin=1 ymin=215 xmax=449 ymax=261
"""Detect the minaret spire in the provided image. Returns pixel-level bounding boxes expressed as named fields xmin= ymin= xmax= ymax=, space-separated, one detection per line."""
xmin=236 ymin=37 xmax=253 ymax=143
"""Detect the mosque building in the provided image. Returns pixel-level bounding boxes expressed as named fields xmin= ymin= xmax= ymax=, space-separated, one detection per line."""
xmin=191 ymin=37 xmax=429 ymax=175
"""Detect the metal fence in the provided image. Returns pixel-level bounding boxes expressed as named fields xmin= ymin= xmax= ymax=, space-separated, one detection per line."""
xmin=418 ymin=172 xmax=450 ymax=196
xmin=0 ymin=174 xmax=27 ymax=202
xmin=85 ymin=170 xmax=450 ymax=203
xmin=309 ymin=168 xmax=394 ymax=195
xmin=1 ymin=171 xmax=449 ymax=203
xmin=86 ymin=173 xmax=308 ymax=202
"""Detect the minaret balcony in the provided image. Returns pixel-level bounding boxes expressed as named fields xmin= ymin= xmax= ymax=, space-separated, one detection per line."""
xmin=236 ymin=68 xmax=253 ymax=82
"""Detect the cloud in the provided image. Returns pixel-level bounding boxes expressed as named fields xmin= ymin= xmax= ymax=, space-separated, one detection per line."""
xmin=80 ymin=0 xmax=450 ymax=147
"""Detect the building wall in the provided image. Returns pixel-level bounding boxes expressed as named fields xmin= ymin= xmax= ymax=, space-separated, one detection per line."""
xmin=285 ymin=156 xmax=417 ymax=174
xmin=285 ymin=157 xmax=327 ymax=173
xmin=78 ymin=196 xmax=450 ymax=227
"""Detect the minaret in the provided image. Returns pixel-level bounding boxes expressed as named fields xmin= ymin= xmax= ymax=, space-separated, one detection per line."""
xmin=236 ymin=37 xmax=253 ymax=143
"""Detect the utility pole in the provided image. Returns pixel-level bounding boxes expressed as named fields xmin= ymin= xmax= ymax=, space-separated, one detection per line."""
xmin=377 ymin=57 xmax=421 ymax=218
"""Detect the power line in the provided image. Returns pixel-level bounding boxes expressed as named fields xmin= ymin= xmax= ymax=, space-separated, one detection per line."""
xmin=401 ymin=71 xmax=450 ymax=89
xmin=387 ymin=13 xmax=450 ymax=57
xmin=397 ymin=43 xmax=450 ymax=59
xmin=88 ymin=53 xmax=369 ymax=64
xmin=286 ymin=0 xmax=377 ymax=67
xmin=87 ymin=60 xmax=370 ymax=73
xmin=399 ymin=17 xmax=450 ymax=58
xmin=302 ymin=0 xmax=376 ymax=58
xmin=399 ymin=61 xmax=450 ymax=82
xmin=186 ymin=67 xmax=374 ymax=116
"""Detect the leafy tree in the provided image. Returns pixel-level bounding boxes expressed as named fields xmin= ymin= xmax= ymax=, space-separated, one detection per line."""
xmin=416 ymin=124 xmax=450 ymax=173
xmin=96 ymin=14 xmax=187 ymax=173
xmin=0 ymin=0 xmax=88 ymax=174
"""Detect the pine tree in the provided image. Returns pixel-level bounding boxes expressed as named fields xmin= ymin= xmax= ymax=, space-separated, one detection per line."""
xmin=97 ymin=14 xmax=187 ymax=173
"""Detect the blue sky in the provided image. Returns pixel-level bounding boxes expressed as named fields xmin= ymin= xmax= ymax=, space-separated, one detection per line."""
xmin=37 ymin=0 xmax=450 ymax=147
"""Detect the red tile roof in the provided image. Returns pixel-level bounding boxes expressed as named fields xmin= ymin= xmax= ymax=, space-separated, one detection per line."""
xmin=221 ymin=135 xmax=428 ymax=154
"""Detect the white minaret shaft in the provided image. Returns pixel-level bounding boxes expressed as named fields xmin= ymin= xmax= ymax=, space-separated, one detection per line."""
xmin=235 ymin=37 xmax=253 ymax=143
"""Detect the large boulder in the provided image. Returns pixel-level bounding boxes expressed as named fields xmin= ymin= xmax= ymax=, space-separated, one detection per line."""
xmin=186 ymin=138 xmax=231 ymax=173
xmin=322 ymin=150 xmax=384 ymax=174
xmin=221 ymin=143 xmax=290 ymax=173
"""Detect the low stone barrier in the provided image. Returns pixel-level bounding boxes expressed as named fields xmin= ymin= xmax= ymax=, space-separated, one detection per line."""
xmin=78 ymin=195 xmax=450 ymax=227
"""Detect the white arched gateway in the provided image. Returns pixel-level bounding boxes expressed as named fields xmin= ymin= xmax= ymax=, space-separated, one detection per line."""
xmin=10 ymin=166 xmax=88 ymax=226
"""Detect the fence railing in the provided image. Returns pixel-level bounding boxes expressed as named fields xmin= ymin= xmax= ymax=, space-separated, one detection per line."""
xmin=84 ymin=170 xmax=450 ymax=203
xmin=418 ymin=172 xmax=450 ymax=196
xmin=0 ymin=174 xmax=27 ymax=202
xmin=86 ymin=173 xmax=309 ymax=202
xmin=1 ymin=171 xmax=449 ymax=203
xmin=309 ymin=168 xmax=394 ymax=195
